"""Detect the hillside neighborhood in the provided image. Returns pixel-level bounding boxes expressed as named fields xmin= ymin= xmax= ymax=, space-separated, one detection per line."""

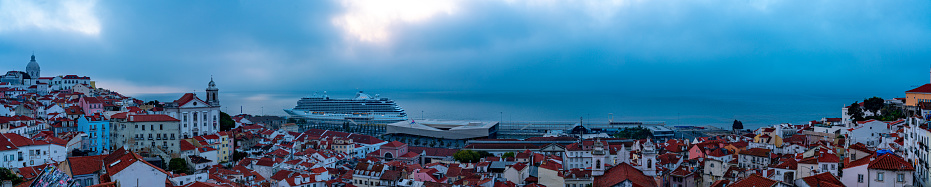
xmin=0 ymin=55 xmax=926 ymax=187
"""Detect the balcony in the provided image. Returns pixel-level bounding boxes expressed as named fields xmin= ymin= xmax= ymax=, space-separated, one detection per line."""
xmin=170 ymin=137 xmax=176 ymax=140
xmin=148 ymin=137 xmax=153 ymax=140
xmin=134 ymin=137 xmax=143 ymax=140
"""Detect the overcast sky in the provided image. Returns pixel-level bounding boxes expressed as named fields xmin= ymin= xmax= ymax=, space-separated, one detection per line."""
xmin=0 ymin=0 xmax=929 ymax=97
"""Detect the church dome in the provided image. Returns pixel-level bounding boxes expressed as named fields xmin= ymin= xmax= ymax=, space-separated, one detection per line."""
xmin=26 ymin=55 xmax=39 ymax=73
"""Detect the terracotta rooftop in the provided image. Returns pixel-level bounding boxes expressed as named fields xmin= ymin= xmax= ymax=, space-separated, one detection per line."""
xmin=67 ymin=155 xmax=108 ymax=176
xmin=729 ymin=174 xmax=777 ymax=187
xmin=593 ymin=162 xmax=656 ymax=187
xmin=868 ymin=153 xmax=915 ymax=171
xmin=907 ymin=84 xmax=931 ymax=93
xmin=799 ymin=172 xmax=844 ymax=187
xmin=382 ymin=141 xmax=406 ymax=148
xmin=739 ymin=148 xmax=771 ymax=157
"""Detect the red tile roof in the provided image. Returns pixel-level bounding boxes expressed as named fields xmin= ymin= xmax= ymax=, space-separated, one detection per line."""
xmin=729 ymin=174 xmax=777 ymax=187
xmin=669 ymin=165 xmax=693 ymax=177
xmin=510 ymin=162 xmax=527 ymax=171
xmin=103 ymin=147 xmax=169 ymax=176
xmin=270 ymin=170 xmax=294 ymax=181
xmin=817 ymin=153 xmax=840 ymax=163
xmin=907 ymin=84 xmax=931 ymax=93
xmin=799 ymin=172 xmax=844 ymax=187
xmin=173 ymin=93 xmax=200 ymax=106
xmin=593 ymin=162 xmax=656 ymax=187
xmin=67 ymin=155 xmax=108 ymax=175
xmin=180 ymin=140 xmax=196 ymax=151
xmin=868 ymin=154 xmax=915 ymax=171
xmin=739 ymin=148 xmax=771 ymax=157
xmin=382 ymin=141 xmax=406 ymax=148
xmin=710 ymin=180 xmax=730 ymax=187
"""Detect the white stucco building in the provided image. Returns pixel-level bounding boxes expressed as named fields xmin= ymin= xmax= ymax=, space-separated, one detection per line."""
xmin=164 ymin=78 xmax=221 ymax=138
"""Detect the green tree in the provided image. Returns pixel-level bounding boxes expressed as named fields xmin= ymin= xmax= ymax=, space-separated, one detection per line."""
xmin=454 ymin=150 xmax=480 ymax=163
xmin=0 ymin=167 xmax=23 ymax=185
xmin=848 ymin=102 xmax=865 ymax=121
xmin=232 ymin=151 xmax=248 ymax=162
xmin=220 ymin=112 xmax=235 ymax=131
xmin=732 ymin=120 xmax=743 ymax=131
xmin=477 ymin=151 xmax=493 ymax=158
xmin=502 ymin=152 xmax=516 ymax=158
xmin=863 ymin=97 xmax=884 ymax=114
xmin=613 ymin=127 xmax=653 ymax=139
xmin=168 ymin=158 xmax=191 ymax=174
xmin=145 ymin=100 xmax=164 ymax=108
xmin=879 ymin=105 xmax=905 ymax=121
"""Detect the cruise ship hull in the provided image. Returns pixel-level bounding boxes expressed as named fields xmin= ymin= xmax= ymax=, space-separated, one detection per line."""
xmin=284 ymin=109 xmax=408 ymax=122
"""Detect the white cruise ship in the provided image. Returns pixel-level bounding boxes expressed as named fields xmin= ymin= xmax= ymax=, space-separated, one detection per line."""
xmin=284 ymin=91 xmax=408 ymax=123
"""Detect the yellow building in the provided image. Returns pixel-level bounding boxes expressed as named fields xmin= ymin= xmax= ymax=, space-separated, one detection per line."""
xmin=185 ymin=131 xmax=233 ymax=163
xmin=906 ymin=84 xmax=931 ymax=107
xmin=906 ymin=69 xmax=931 ymax=107
xmin=753 ymin=128 xmax=783 ymax=148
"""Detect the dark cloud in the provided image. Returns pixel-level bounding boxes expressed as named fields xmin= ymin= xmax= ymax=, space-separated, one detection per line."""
xmin=0 ymin=0 xmax=928 ymax=98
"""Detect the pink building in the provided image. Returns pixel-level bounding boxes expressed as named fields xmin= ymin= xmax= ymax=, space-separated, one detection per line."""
xmin=78 ymin=97 xmax=103 ymax=115
xmin=378 ymin=141 xmax=408 ymax=159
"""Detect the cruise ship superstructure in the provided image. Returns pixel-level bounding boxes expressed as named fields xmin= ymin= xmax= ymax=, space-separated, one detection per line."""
xmin=284 ymin=91 xmax=408 ymax=124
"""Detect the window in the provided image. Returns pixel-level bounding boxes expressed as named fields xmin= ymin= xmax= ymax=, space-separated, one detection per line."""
xmin=141 ymin=125 xmax=144 ymax=130
xmin=898 ymin=174 xmax=905 ymax=182
xmin=878 ymin=172 xmax=884 ymax=181
xmin=710 ymin=163 xmax=714 ymax=168
xmin=160 ymin=124 xmax=163 ymax=130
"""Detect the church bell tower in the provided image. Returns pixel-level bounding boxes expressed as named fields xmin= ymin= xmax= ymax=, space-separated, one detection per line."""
xmin=206 ymin=77 xmax=220 ymax=106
